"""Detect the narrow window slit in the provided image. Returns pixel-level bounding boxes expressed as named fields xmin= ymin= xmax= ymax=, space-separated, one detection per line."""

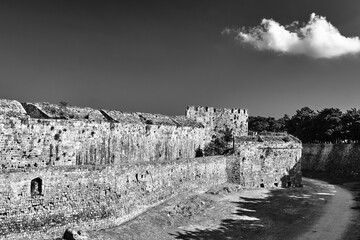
xmin=31 ymin=177 xmax=43 ymax=197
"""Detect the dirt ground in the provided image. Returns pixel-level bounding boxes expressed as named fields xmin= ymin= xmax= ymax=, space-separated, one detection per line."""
xmin=301 ymin=171 xmax=360 ymax=240
xmin=82 ymin=176 xmax=360 ymax=240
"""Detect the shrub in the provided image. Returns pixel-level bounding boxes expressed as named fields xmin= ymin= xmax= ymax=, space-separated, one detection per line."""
xmin=204 ymin=126 xmax=234 ymax=156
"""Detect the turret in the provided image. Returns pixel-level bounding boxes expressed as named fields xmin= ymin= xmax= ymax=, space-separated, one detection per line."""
xmin=186 ymin=106 xmax=248 ymax=136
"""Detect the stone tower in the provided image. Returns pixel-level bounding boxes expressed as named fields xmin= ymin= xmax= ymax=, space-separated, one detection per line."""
xmin=185 ymin=106 xmax=248 ymax=137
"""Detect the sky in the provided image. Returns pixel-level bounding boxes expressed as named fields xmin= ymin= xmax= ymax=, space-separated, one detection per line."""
xmin=1 ymin=0 xmax=360 ymax=118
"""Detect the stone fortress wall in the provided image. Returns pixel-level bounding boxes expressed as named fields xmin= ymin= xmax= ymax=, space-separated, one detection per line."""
xmin=301 ymin=143 xmax=360 ymax=179
xmin=186 ymin=106 xmax=248 ymax=137
xmin=1 ymin=101 xmax=209 ymax=169
xmin=234 ymin=134 xmax=302 ymax=188
xmin=0 ymin=99 xmax=301 ymax=239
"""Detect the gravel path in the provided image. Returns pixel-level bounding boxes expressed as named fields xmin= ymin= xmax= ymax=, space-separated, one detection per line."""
xmin=296 ymin=178 xmax=355 ymax=240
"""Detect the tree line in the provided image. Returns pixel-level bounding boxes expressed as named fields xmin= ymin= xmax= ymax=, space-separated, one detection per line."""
xmin=249 ymin=107 xmax=360 ymax=143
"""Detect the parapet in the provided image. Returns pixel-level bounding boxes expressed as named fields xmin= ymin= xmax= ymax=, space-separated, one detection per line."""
xmin=0 ymin=100 xmax=249 ymax=132
xmin=237 ymin=132 xmax=301 ymax=144
xmin=0 ymin=99 xmax=27 ymax=117
xmin=100 ymin=110 xmax=202 ymax=127
xmin=137 ymin=112 xmax=177 ymax=126
xmin=172 ymin=116 xmax=204 ymax=128
xmin=186 ymin=106 xmax=248 ymax=115
xmin=236 ymin=133 xmax=302 ymax=149
xmin=100 ymin=109 xmax=143 ymax=124
xmin=22 ymin=102 xmax=106 ymax=121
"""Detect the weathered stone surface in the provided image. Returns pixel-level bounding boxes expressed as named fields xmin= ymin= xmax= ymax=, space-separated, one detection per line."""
xmin=0 ymin=156 xmax=227 ymax=240
xmin=22 ymin=102 xmax=106 ymax=121
xmin=172 ymin=116 xmax=204 ymax=128
xmin=186 ymin=106 xmax=248 ymax=137
xmin=301 ymin=143 xmax=360 ymax=179
xmin=0 ymin=99 xmax=27 ymax=117
xmin=138 ymin=112 xmax=177 ymax=126
xmin=232 ymin=133 xmax=302 ymax=188
xmin=0 ymin=99 xmax=302 ymax=239
xmin=100 ymin=109 xmax=143 ymax=124
xmin=0 ymin=117 xmax=209 ymax=169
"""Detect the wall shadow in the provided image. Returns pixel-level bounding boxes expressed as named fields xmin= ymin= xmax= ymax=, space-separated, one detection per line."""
xmin=226 ymin=155 xmax=302 ymax=188
xmin=281 ymin=160 xmax=302 ymax=188
xmin=169 ymin=186 xmax=313 ymax=240
xmin=302 ymin=144 xmax=360 ymax=180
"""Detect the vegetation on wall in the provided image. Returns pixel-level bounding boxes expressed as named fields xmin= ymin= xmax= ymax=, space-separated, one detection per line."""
xmin=203 ymin=126 xmax=234 ymax=156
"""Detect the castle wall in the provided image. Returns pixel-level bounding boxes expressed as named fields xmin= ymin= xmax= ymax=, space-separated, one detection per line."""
xmin=186 ymin=106 xmax=248 ymax=137
xmin=0 ymin=156 xmax=227 ymax=240
xmin=232 ymin=135 xmax=302 ymax=188
xmin=0 ymin=100 xmax=219 ymax=239
xmin=0 ymin=99 xmax=302 ymax=239
xmin=302 ymin=144 xmax=360 ymax=179
xmin=0 ymin=116 xmax=209 ymax=170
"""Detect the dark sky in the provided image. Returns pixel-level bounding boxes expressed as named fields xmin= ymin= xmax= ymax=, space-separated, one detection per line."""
xmin=1 ymin=0 xmax=360 ymax=118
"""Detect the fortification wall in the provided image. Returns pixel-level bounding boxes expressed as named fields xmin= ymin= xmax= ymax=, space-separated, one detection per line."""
xmin=0 ymin=102 xmax=210 ymax=170
xmin=232 ymin=134 xmax=302 ymax=188
xmin=0 ymin=100 xmax=218 ymax=239
xmin=186 ymin=106 xmax=248 ymax=137
xmin=0 ymin=117 xmax=208 ymax=169
xmin=302 ymin=144 xmax=360 ymax=179
xmin=0 ymin=156 xmax=227 ymax=240
xmin=0 ymin=99 xmax=302 ymax=239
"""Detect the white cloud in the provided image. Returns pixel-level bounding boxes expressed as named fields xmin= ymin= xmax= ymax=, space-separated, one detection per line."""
xmin=226 ymin=13 xmax=360 ymax=59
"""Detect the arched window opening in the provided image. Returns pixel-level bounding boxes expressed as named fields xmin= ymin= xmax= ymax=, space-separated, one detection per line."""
xmin=31 ymin=177 xmax=43 ymax=197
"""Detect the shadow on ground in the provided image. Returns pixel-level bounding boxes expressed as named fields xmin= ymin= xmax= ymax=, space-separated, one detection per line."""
xmin=85 ymin=179 xmax=339 ymax=240
xmin=170 ymin=183 xmax=326 ymax=240
xmin=303 ymin=170 xmax=360 ymax=211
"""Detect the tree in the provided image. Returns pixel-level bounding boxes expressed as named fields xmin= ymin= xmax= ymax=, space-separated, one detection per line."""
xmin=276 ymin=114 xmax=290 ymax=132
xmin=342 ymin=108 xmax=360 ymax=141
xmin=204 ymin=126 xmax=234 ymax=156
xmin=248 ymin=115 xmax=288 ymax=133
xmin=287 ymin=107 xmax=316 ymax=143
xmin=248 ymin=107 xmax=360 ymax=143
xmin=248 ymin=116 xmax=269 ymax=132
xmin=313 ymin=108 xmax=343 ymax=142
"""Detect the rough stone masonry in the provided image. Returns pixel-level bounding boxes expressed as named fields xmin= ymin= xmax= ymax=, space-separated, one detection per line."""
xmin=0 ymin=99 xmax=301 ymax=239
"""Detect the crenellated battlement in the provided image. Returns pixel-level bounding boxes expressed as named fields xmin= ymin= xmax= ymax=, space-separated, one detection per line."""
xmin=186 ymin=106 xmax=248 ymax=136
xmin=186 ymin=106 xmax=247 ymax=115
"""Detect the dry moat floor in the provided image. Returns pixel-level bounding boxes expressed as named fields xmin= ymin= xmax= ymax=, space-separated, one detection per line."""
xmin=73 ymin=176 xmax=360 ymax=240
